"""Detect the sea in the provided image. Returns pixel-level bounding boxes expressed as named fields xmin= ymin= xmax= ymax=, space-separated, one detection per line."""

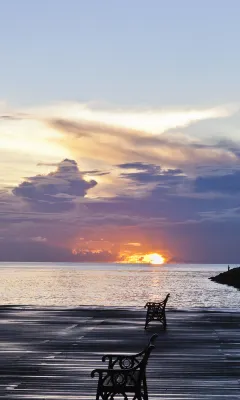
xmin=0 ymin=263 xmax=239 ymax=309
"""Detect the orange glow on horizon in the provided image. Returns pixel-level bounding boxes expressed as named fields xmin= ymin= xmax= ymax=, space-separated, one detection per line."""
xmin=71 ymin=237 xmax=166 ymax=264
xmin=144 ymin=253 xmax=165 ymax=264
xmin=120 ymin=252 xmax=165 ymax=265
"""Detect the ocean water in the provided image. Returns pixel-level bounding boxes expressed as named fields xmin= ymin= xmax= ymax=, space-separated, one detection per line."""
xmin=0 ymin=263 xmax=239 ymax=309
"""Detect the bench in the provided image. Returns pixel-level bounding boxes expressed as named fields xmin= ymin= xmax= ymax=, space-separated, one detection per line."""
xmin=91 ymin=334 xmax=158 ymax=399
xmin=144 ymin=293 xmax=170 ymax=330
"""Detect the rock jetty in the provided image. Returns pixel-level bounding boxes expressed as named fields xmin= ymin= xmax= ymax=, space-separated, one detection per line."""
xmin=210 ymin=266 xmax=240 ymax=289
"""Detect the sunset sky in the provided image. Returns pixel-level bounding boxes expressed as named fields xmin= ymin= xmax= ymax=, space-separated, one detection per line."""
xmin=1 ymin=1 xmax=240 ymax=263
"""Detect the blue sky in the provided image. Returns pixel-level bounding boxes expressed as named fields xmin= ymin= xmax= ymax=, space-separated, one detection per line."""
xmin=1 ymin=0 xmax=240 ymax=106
xmin=1 ymin=1 xmax=240 ymax=263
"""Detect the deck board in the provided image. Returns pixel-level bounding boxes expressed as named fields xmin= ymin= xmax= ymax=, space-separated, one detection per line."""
xmin=0 ymin=306 xmax=239 ymax=399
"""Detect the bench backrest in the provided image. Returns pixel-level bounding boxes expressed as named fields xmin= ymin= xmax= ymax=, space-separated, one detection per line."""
xmin=127 ymin=342 xmax=155 ymax=386
xmin=119 ymin=334 xmax=158 ymax=370
xmin=146 ymin=293 xmax=170 ymax=310
xmin=162 ymin=293 xmax=170 ymax=309
xmin=101 ymin=344 xmax=155 ymax=390
xmin=137 ymin=343 xmax=155 ymax=376
xmin=136 ymin=333 xmax=158 ymax=357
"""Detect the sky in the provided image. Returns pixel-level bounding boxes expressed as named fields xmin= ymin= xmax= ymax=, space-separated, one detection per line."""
xmin=1 ymin=1 xmax=240 ymax=263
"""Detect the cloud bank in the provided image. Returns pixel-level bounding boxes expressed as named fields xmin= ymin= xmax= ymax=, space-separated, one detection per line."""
xmin=1 ymin=101 xmax=240 ymax=262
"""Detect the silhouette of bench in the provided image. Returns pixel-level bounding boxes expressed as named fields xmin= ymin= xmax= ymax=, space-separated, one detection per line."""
xmin=91 ymin=334 xmax=158 ymax=399
xmin=144 ymin=293 xmax=170 ymax=330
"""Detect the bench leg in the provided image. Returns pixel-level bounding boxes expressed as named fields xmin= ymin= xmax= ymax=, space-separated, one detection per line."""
xmin=144 ymin=314 xmax=150 ymax=329
xmin=143 ymin=376 xmax=148 ymax=400
xmin=95 ymin=387 xmax=107 ymax=400
xmin=101 ymin=392 xmax=112 ymax=400
xmin=163 ymin=313 xmax=167 ymax=330
xmin=133 ymin=392 xmax=143 ymax=400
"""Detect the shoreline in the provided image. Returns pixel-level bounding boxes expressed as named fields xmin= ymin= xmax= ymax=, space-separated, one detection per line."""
xmin=0 ymin=304 xmax=239 ymax=311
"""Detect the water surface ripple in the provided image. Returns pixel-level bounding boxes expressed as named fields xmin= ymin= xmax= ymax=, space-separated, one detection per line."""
xmin=0 ymin=263 xmax=239 ymax=308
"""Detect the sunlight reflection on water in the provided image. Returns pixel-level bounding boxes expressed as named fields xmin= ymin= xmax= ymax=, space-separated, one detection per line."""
xmin=0 ymin=263 xmax=239 ymax=308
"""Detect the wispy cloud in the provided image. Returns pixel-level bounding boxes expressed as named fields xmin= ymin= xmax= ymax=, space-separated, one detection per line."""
xmin=1 ymin=100 xmax=240 ymax=198
xmin=27 ymin=101 xmax=238 ymax=133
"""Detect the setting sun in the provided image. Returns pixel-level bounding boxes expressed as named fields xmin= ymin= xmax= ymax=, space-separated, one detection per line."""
xmin=120 ymin=252 xmax=165 ymax=264
xmin=143 ymin=253 xmax=165 ymax=265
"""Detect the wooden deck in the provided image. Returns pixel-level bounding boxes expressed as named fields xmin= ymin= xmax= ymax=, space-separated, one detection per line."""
xmin=0 ymin=306 xmax=239 ymax=399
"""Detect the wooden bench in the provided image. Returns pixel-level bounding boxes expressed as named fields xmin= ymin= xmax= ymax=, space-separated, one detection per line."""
xmin=144 ymin=293 xmax=170 ymax=330
xmin=91 ymin=334 xmax=158 ymax=399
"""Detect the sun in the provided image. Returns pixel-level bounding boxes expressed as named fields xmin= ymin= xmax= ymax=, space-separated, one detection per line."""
xmin=144 ymin=253 xmax=165 ymax=265
xmin=118 ymin=252 xmax=165 ymax=264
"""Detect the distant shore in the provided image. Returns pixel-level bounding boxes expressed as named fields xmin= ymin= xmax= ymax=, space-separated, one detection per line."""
xmin=210 ymin=266 xmax=240 ymax=289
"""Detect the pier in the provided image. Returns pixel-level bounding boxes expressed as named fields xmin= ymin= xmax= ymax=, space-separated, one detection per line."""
xmin=0 ymin=306 xmax=239 ymax=398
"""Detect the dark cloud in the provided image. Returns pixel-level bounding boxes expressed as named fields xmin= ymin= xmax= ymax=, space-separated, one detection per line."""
xmin=117 ymin=162 xmax=183 ymax=175
xmin=195 ymin=170 xmax=240 ymax=194
xmin=118 ymin=162 xmax=185 ymax=185
xmin=0 ymin=239 xmax=115 ymax=262
xmin=3 ymin=157 xmax=240 ymax=262
xmin=117 ymin=162 xmax=157 ymax=171
xmin=12 ymin=159 xmax=97 ymax=212
xmin=82 ymin=169 xmax=110 ymax=176
xmin=87 ymin=189 xmax=237 ymax=225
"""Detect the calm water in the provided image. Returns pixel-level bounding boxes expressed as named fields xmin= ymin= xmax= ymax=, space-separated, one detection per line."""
xmin=0 ymin=263 xmax=239 ymax=309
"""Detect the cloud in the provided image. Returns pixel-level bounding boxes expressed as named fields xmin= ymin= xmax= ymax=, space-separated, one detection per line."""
xmin=50 ymin=119 xmax=93 ymax=137
xmin=117 ymin=162 xmax=162 ymax=171
xmin=47 ymin=117 xmax=238 ymax=179
xmin=2 ymin=101 xmax=240 ymax=262
xmin=195 ymin=170 xmax=240 ymax=194
xmin=0 ymin=238 xmax=116 ymax=262
xmin=12 ymin=159 xmax=97 ymax=212
xmin=48 ymin=114 xmax=238 ymax=156
xmin=82 ymin=169 xmax=110 ymax=177
xmin=117 ymin=162 xmax=185 ymax=185
xmin=43 ymin=102 xmax=237 ymax=134
xmin=1 ymin=101 xmax=239 ymax=196
xmin=31 ymin=236 xmax=47 ymax=242
xmin=2 ymin=172 xmax=240 ymax=262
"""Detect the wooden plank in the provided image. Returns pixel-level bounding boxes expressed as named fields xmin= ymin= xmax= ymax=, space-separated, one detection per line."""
xmin=0 ymin=307 xmax=239 ymax=398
